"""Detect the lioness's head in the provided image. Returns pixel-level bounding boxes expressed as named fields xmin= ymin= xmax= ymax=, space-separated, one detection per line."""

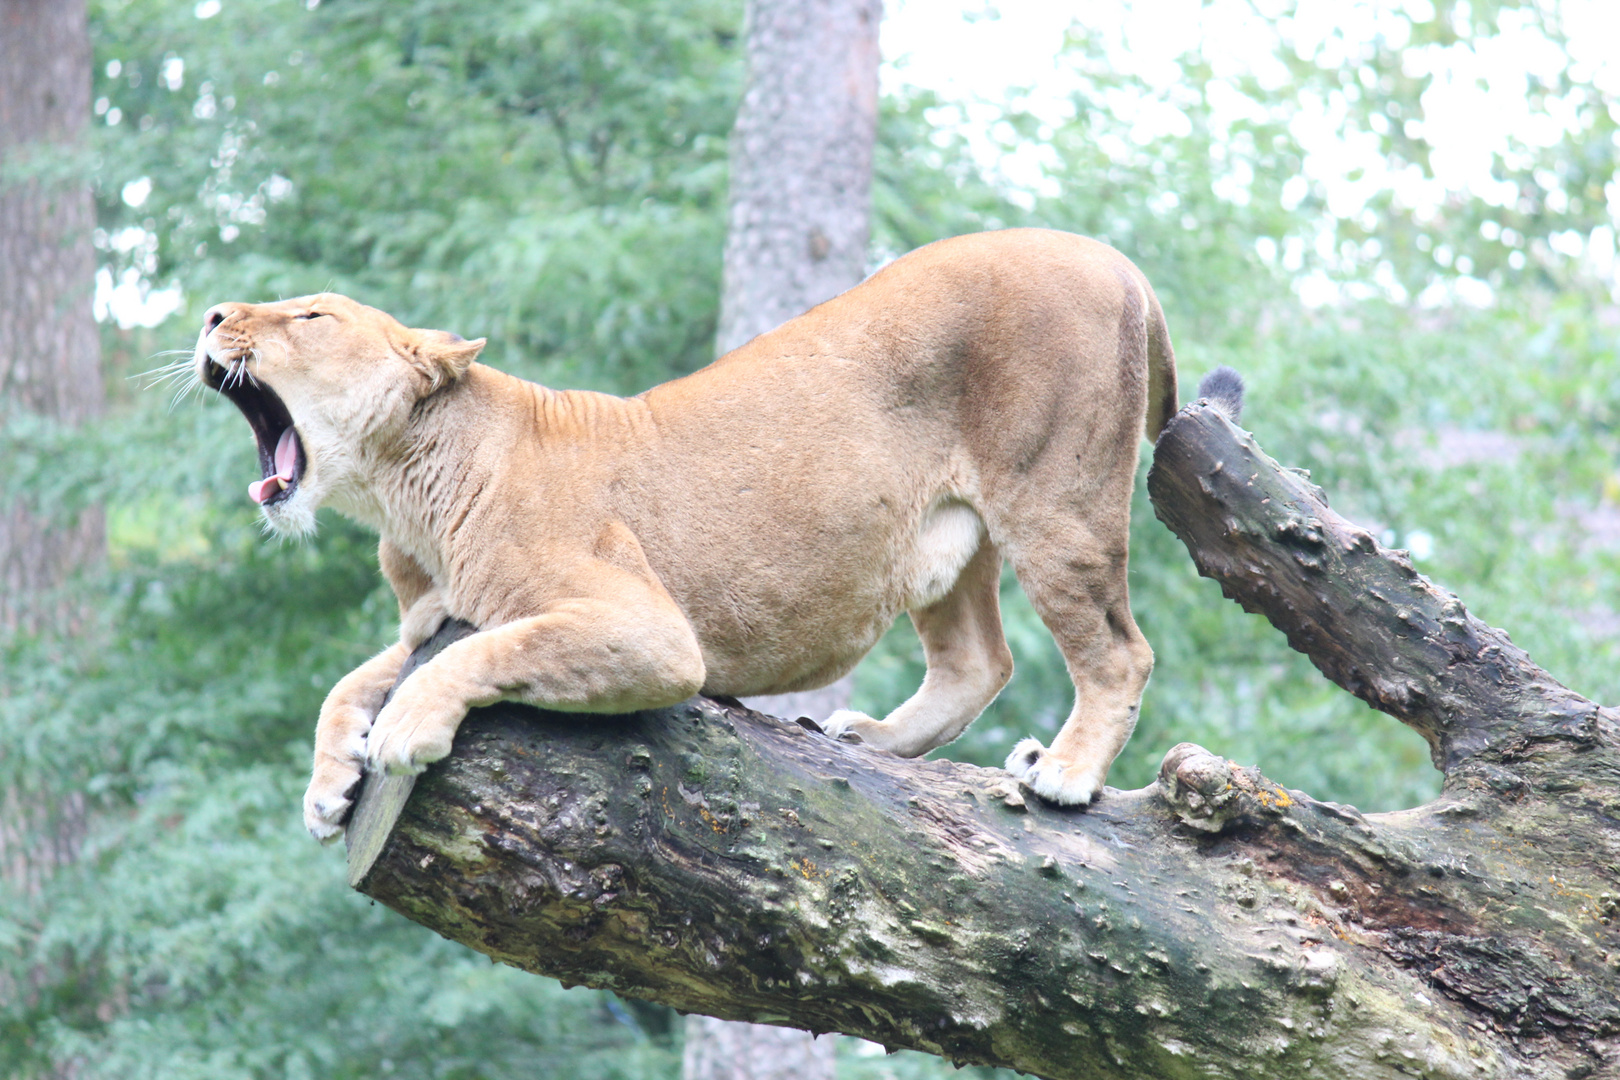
xmin=194 ymin=293 xmax=484 ymax=536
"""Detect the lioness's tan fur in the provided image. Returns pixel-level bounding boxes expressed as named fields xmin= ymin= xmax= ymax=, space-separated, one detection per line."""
xmin=194 ymin=229 xmax=1176 ymax=840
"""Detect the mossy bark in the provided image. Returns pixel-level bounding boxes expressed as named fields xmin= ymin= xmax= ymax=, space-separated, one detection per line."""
xmin=348 ymin=401 xmax=1620 ymax=1080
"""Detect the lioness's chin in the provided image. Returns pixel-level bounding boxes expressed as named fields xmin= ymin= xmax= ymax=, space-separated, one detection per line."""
xmin=260 ymin=494 xmax=319 ymax=538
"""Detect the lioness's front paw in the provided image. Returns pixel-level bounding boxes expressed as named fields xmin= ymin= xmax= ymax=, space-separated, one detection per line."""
xmin=303 ymin=768 xmax=362 ymax=844
xmin=365 ymin=693 xmax=464 ymax=776
xmin=1005 ymin=737 xmax=1105 ymax=807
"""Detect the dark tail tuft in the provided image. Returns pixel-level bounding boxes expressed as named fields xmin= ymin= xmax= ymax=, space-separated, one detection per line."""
xmin=1197 ymin=366 xmax=1244 ymax=422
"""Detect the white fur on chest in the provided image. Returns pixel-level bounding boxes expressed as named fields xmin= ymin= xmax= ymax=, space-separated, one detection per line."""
xmin=902 ymin=498 xmax=986 ymax=611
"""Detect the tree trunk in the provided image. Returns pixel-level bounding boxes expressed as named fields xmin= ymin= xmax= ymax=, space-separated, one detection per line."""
xmin=714 ymin=0 xmax=881 ymax=358
xmin=715 ymin=1 xmax=881 ymax=1067
xmin=0 ymin=0 xmax=101 ymax=869
xmin=344 ymin=400 xmax=1620 ymax=1079
xmin=727 ymin=0 xmax=881 ymax=725
xmin=0 ymin=2 xmax=101 ymax=1038
xmin=0 ymin=0 xmax=104 ymax=634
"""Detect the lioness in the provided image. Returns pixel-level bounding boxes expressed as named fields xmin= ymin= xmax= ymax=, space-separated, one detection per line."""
xmin=193 ymin=229 xmax=1177 ymax=840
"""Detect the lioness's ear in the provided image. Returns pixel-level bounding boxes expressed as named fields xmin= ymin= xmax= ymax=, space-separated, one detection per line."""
xmin=407 ymin=330 xmax=486 ymax=391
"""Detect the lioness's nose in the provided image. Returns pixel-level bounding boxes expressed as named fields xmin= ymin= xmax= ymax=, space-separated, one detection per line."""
xmin=203 ymin=305 xmax=230 ymax=336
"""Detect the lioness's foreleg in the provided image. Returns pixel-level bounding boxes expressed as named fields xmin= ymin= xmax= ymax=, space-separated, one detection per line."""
xmin=823 ymin=540 xmax=1011 ymax=755
xmin=364 ymin=598 xmax=707 ymax=776
xmin=1003 ymin=527 xmax=1153 ymax=806
xmin=303 ymin=641 xmax=409 ymax=841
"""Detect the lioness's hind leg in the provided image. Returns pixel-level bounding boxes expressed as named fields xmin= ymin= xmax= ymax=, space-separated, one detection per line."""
xmin=823 ymin=540 xmax=1011 ymax=756
xmin=1003 ymin=522 xmax=1154 ymax=806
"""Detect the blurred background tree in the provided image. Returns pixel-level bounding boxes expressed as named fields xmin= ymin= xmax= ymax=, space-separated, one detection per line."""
xmin=1 ymin=0 xmax=1616 ymax=1077
xmin=694 ymin=0 xmax=878 ymax=1074
xmin=0 ymin=0 xmax=99 ymax=1055
xmin=1 ymin=0 xmax=104 ymax=633
xmin=0 ymin=0 xmax=102 ymax=641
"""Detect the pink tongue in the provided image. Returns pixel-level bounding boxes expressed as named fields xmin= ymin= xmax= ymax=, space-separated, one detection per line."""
xmin=247 ymin=429 xmax=300 ymax=505
xmin=274 ymin=427 xmax=298 ymax=481
xmin=247 ymin=476 xmax=284 ymax=504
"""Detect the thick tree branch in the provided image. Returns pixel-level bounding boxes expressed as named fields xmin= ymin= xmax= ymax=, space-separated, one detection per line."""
xmin=345 ymin=403 xmax=1620 ymax=1080
xmin=1146 ymin=400 xmax=1608 ymax=773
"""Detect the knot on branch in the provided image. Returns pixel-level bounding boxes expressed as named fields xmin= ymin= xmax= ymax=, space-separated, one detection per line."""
xmin=1156 ymin=742 xmax=1295 ymax=833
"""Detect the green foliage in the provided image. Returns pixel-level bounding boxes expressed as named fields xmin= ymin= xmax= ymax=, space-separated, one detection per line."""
xmin=92 ymin=0 xmax=738 ymax=391
xmin=3 ymin=1 xmax=1618 ymax=1077
xmin=8 ymin=1 xmax=738 ymax=1076
xmin=853 ymin=4 xmax=1620 ymax=814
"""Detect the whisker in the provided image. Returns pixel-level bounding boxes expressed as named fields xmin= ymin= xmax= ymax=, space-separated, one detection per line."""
xmin=130 ymin=352 xmax=191 ymax=374
xmin=164 ymin=366 xmax=205 ymax=411
xmin=132 ymin=354 xmax=196 ymax=386
xmin=131 ymin=354 xmax=193 ymax=379
xmin=140 ymin=371 xmax=193 ymax=391
xmin=139 ymin=368 xmax=189 ymax=388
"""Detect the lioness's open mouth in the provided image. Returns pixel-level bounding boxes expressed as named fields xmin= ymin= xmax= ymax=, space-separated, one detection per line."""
xmin=202 ymin=359 xmax=306 ymax=506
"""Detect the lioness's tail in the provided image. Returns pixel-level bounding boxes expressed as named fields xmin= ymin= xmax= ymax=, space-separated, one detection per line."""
xmin=1196 ymin=365 xmax=1244 ymax=422
xmin=1143 ymin=284 xmax=1178 ymax=442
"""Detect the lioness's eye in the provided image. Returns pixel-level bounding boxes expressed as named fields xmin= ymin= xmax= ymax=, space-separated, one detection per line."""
xmin=295 ymin=311 xmax=327 ymax=321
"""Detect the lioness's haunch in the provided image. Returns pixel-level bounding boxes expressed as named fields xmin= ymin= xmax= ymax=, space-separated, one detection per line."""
xmin=192 ymin=229 xmax=1178 ymax=841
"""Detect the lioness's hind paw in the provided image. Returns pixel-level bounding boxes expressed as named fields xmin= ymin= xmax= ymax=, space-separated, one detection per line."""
xmin=822 ymin=709 xmax=876 ymax=743
xmin=1006 ymin=737 xmax=1045 ymax=775
xmin=1005 ymin=738 xmax=1105 ymax=807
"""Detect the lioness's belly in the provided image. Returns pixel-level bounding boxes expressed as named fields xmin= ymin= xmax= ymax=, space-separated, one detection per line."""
xmin=623 ymin=349 xmax=996 ymax=696
xmin=655 ymin=490 xmax=986 ymax=697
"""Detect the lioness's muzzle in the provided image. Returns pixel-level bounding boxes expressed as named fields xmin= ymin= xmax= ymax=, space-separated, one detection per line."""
xmin=202 ymin=353 xmax=306 ymax=507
